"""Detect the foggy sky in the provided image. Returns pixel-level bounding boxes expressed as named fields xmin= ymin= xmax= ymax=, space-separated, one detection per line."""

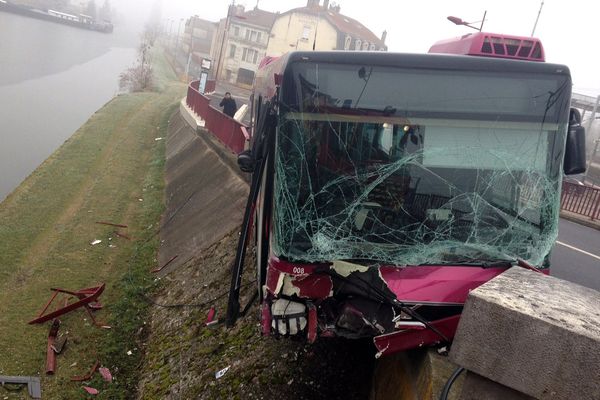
xmin=115 ymin=0 xmax=598 ymax=96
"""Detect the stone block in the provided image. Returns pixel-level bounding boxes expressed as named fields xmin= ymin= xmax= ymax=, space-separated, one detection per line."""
xmin=450 ymin=267 xmax=600 ymax=399
xmin=459 ymin=371 xmax=535 ymax=400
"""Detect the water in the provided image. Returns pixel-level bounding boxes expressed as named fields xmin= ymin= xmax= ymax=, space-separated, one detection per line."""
xmin=0 ymin=12 xmax=139 ymax=201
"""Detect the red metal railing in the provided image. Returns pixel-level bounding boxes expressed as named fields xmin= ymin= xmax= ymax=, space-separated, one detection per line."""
xmin=185 ymin=80 xmax=248 ymax=154
xmin=561 ymin=181 xmax=600 ymax=220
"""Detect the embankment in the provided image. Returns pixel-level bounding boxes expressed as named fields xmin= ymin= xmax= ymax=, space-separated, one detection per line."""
xmin=0 ymin=49 xmax=186 ymax=398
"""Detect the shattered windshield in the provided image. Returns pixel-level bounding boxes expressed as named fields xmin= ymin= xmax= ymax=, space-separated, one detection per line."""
xmin=272 ymin=62 xmax=570 ymax=266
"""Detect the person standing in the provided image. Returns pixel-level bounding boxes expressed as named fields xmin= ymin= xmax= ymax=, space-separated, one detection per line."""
xmin=219 ymin=92 xmax=238 ymax=118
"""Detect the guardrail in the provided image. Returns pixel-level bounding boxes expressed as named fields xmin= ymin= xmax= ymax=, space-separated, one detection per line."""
xmin=186 ymin=80 xmax=248 ymax=154
xmin=561 ymin=181 xmax=600 ymax=220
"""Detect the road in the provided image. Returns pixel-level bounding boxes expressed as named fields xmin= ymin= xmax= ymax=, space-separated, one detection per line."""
xmin=551 ymin=218 xmax=600 ymax=291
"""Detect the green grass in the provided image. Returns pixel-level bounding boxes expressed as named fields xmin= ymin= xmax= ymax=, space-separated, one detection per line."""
xmin=0 ymin=49 xmax=185 ymax=399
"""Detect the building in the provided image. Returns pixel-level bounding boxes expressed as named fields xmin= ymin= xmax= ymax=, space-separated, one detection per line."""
xmin=211 ymin=5 xmax=277 ymax=87
xmin=181 ymin=16 xmax=217 ymax=79
xmin=266 ymin=0 xmax=387 ymax=56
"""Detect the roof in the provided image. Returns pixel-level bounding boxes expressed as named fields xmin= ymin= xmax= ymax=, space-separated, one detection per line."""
xmin=236 ymin=7 xmax=277 ymax=30
xmin=280 ymin=4 xmax=385 ymax=47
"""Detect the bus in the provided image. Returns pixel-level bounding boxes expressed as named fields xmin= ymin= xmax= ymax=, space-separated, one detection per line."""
xmin=226 ymin=32 xmax=586 ymax=357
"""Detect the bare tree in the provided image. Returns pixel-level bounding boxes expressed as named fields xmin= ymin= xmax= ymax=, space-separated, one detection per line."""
xmin=119 ymin=35 xmax=153 ymax=92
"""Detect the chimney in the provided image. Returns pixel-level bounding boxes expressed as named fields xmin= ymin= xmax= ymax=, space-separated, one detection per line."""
xmin=381 ymin=30 xmax=387 ymax=44
xmin=323 ymin=0 xmax=329 ymax=9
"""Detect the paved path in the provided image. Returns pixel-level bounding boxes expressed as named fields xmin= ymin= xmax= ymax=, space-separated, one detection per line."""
xmin=552 ymin=218 xmax=600 ymax=291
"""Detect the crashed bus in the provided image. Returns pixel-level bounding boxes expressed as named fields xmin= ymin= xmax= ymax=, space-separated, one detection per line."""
xmin=226 ymin=32 xmax=586 ymax=357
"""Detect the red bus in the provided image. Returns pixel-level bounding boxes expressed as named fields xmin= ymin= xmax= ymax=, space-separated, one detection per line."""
xmin=227 ymin=32 xmax=586 ymax=357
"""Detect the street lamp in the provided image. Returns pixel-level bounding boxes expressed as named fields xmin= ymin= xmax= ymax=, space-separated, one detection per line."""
xmin=174 ymin=18 xmax=184 ymax=59
xmin=447 ymin=11 xmax=487 ymax=31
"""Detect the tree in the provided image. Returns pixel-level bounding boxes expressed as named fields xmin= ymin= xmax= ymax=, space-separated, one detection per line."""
xmin=119 ymin=33 xmax=154 ymax=92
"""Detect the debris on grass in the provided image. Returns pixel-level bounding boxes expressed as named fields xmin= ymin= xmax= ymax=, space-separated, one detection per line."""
xmin=151 ymin=254 xmax=178 ymax=273
xmin=71 ymin=360 xmax=100 ymax=382
xmin=95 ymin=221 xmax=128 ymax=228
xmin=91 ymin=239 xmax=102 ymax=245
xmin=99 ymin=367 xmax=113 ymax=383
xmin=83 ymin=386 xmax=99 ymax=395
xmin=215 ymin=366 xmax=230 ymax=379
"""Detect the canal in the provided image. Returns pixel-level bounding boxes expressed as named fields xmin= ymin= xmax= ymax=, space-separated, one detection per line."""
xmin=0 ymin=12 xmax=139 ymax=201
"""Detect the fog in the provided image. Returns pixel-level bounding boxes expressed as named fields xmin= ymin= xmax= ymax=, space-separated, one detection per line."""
xmin=128 ymin=0 xmax=597 ymax=95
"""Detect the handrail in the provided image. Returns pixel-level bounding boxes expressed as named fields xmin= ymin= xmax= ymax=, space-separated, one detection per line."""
xmin=185 ymin=80 xmax=249 ymax=154
xmin=561 ymin=181 xmax=600 ymax=220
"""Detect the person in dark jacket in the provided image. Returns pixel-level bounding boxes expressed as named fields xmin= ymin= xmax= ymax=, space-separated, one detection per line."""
xmin=219 ymin=92 xmax=238 ymax=118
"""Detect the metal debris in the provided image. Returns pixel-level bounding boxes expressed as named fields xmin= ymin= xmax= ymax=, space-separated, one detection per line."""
xmin=29 ymin=284 xmax=106 ymax=326
xmin=95 ymin=221 xmax=128 ymax=228
xmin=71 ymin=360 xmax=99 ymax=382
xmin=151 ymin=255 xmax=178 ymax=273
xmin=0 ymin=376 xmax=41 ymax=399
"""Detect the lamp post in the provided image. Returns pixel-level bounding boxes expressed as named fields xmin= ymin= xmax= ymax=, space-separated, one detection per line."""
xmin=174 ymin=18 xmax=184 ymax=61
xmin=447 ymin=11 xmax=487 ymax=31
xmin=185 ymin=16 xmax=198 ymax=80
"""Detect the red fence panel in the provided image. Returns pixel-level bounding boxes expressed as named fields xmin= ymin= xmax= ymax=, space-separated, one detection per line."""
xmin=561 ymin=182 xmax=600 ymax=220
xmin=185 ymin=80 xmax=248 ymax=154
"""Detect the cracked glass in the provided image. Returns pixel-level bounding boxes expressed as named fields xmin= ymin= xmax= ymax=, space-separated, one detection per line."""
xmin=271 ymin=62 xmax=570 ymax=266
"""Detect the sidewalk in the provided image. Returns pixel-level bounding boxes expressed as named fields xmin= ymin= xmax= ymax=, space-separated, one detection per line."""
xmin=560 ymin=210 xmax=600 ymax=231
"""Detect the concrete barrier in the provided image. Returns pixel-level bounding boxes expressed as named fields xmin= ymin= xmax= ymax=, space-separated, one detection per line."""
xmin=157 ymin=110 xmax=248 ymax=275
xmin=450 ymin=267 xmax=600 ymax=399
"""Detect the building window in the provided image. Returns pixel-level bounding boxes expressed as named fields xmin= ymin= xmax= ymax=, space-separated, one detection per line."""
xmin=354 ymin=39 xmax=361 ymax=50
xmin=256 ymin=32 xmax=262 ymax=43
xmin=251 ymin=31 xmax=257 ymax=41
xmin=344 ymin=35 xmax=351 ymax=50
xmin=245 ymin=29 xmax=250 ymax=40
xmin=302 ymin=26 xmax=311 ymax=40
xmin=242 ymin=48 xmax=259 ymax=63
xmin=234 ymin=26 xmax=240 ymax=36
xmin=369 ymin=43 xmax=376 ymax=51
xmin=237 ymin=68 xmax=255 ymax=85
xmin=229 ymin=44 xmax=236 ymax=58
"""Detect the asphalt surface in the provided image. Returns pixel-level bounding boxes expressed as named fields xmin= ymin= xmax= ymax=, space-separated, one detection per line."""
xmin=551 ymin=218 xmax=600 ymax=291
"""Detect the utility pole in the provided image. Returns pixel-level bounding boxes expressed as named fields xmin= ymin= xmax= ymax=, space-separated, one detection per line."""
xmin=185 ymin=16 xmax=197 ymax=80
xmin=174 ymin=18 xmax=184 ymax=62
xmin=215 ymin=1 xmax=234 ymax=82
xmin=531 ymin=1 xmax=544 ymax=36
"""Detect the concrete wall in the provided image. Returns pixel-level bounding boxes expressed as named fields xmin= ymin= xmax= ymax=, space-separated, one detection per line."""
xmin=267 ymin=12 xmax=338 ymax=56
xmin=157 ymin=110 xmax=248 ymax=275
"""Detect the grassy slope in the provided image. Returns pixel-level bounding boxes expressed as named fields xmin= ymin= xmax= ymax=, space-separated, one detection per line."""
xmin=0 ymin=49 xmax=185 ymax=399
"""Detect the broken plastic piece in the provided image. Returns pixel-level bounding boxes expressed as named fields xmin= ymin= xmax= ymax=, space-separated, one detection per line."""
xmin=215 ymin=366 xmax=230 ymax=379
xmin=98 ymin=367 xmax=112 ymax=383
xmin=90 ymin=240 xmax=102 ymax=245
xmin=51 ymin=336 xmax=68 ymax=354
xmin=205 ymin=306 xmax=216 ymax=325
xmin=83 ymin=386 xmax=99 ymax=395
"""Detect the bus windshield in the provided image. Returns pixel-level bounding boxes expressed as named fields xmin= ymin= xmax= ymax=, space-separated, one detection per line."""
xmin=272 ymin=62 xmax=570 ymax=266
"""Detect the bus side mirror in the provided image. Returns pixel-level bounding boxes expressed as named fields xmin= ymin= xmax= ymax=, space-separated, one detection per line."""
xmin=237 ymin=149 xmax=255 ymax=173
xmin=563 ymin=108 xmax=586 ymax=175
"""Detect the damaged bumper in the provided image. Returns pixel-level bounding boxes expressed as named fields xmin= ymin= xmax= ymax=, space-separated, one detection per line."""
xmin=262 ymin=257 xmax=506 ymax=356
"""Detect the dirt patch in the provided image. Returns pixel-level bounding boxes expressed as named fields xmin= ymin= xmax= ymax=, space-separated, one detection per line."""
xmin=139 ymin=229 xmax=377 ymax=400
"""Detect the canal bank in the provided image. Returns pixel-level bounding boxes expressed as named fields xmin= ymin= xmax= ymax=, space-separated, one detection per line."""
xmin=0 ymin=49 xmax=186 ymax=398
